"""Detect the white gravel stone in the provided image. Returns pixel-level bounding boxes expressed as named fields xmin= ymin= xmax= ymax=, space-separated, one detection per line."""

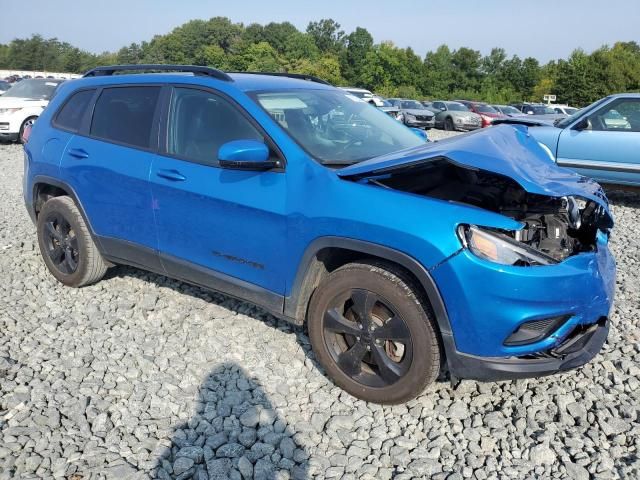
xmin=0 ymin=139 xmax=638 ymax=479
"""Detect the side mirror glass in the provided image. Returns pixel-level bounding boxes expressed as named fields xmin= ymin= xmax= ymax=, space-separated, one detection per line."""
xmin=573 ymin=117 xmax=589 ymax=131
xmin=218 ymin=140 xmax=278 ymax=171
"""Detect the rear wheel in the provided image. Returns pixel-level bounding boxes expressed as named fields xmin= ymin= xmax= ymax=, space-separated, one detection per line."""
xmin=444 ymin=117 xmax=455 ymax=131
xmin=37 ymin=196 xmax=107 ymax=287
xmin=307 ymin=261 xmax=441 ymax=404
xmin=19 ymin=116 xmax=37 ymax=144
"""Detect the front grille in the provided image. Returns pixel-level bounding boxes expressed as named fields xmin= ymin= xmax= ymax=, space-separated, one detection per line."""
xmin=415 ymin=115 xmax=433 ymax=121
xmin=0 ymin=122 xmax=9 ymax=130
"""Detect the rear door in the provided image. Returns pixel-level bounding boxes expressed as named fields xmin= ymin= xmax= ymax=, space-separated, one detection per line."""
xmin=556 ymin=97 xmax=640 ymax=186
xmin=60 ymin=85 xmax=163 ymax=268
xmin=149 ymin=86 xmax=287 ymax=308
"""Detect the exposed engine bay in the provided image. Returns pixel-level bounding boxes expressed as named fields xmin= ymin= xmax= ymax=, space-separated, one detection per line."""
xmin=367 ymin=158 xmax=613 ymax=263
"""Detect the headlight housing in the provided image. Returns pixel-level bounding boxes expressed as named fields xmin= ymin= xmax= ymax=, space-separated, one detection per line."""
xmin=405 ymin=113 xmax=415 ymax=121
xmin=458 ymin=225 xmax=558 ymax=266
xmin=0 ymin=108 xmax=22 ymax=115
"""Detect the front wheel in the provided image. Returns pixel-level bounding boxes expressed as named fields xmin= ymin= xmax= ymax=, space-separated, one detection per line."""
xmin=444 ymin=117 xmax=455 ymax=131
xmin=307 ymin=261 xmax=441 ymax=404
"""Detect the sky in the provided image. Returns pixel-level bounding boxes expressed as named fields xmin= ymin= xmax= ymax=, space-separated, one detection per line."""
xmin=1 ymin=0 xmax=639 ymax=63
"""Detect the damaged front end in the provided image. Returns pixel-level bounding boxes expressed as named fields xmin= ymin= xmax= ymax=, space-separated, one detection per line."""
xmin=338 ymin=125 xmax=614 ymax=266
xmin=369 ymin=159 xmax=612 ymax=265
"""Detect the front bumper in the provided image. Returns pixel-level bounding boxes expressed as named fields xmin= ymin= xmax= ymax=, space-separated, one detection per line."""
xmin=405 ymin=117 xmax=435 ymax=129
xmin=432 ymin=234 xmax=615 ymax=380
xmin=457 ymin=123 xmax=482 ymax=131
xmin=0 ymin=113 xmax=21 ymax=141
xmin=447 ymin=317 xmax=609 ymax=381
xmin=0 ymin=131 xmax=19 ymax=142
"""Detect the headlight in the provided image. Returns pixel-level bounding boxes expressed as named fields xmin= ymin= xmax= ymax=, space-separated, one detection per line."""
xmin=0 ymin=108 xmax=22 ymax=115
xmin=455 ymin=117 xmax=463 ymax=123
xmin=458 ymin=225 xmax=558 ymax=266
xmin=405 ymin=113 xmax=415 ymax=120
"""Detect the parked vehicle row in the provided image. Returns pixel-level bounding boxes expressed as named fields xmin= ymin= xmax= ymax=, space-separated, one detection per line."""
xmin=24 ymin=64 xmax=616 ymax=404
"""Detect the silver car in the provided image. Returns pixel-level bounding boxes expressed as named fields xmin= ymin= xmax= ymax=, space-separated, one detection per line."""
xmin=429 ymin=101 xmax=482 ymax=131
xmin=387 ymin=98 xmax=436 ymax=129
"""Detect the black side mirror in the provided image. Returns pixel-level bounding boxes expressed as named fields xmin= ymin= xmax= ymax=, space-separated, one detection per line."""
xmin=573 ymin=117 xmax=589 ymax=131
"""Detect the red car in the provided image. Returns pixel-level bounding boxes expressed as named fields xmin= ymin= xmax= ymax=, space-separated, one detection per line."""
xmin=456 ymin=100 xmax=506 ymax=127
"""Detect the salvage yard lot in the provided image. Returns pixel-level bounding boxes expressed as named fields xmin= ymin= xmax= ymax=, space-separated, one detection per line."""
xmin=0 ymin=140 xmax=639 ymax=479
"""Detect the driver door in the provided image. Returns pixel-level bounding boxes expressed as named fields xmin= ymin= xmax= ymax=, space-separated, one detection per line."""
xmin=149 ymin=86 xmax=287 ymax=306
xmin=557 ymin=97 xmax=640 ymax=185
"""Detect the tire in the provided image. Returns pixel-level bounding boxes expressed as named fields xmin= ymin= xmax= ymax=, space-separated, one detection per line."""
xmin=37 ymin=196 xmax=107 ymax=287
xmin=19 ymin=116 xmax=37 ymax=144
xmin=444 ymin=117 xmax=455 ymax=131
xmin=307 ymin=261 xmax=441 ymax=404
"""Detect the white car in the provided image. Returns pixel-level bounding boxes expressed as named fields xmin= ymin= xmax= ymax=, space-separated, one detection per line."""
xmin=550 ymin=104 xmax=579 ymax=116
xmin=0 ymin=78 xmax=64 ymax=143
xmin=340 ymin=87 xmax=385 ymax=107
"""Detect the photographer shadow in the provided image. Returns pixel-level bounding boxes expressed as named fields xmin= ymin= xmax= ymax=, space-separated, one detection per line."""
xmin=153 ymin=362 xmax=309 ymax=480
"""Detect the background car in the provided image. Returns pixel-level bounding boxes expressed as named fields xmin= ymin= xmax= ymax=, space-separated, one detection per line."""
xmin=0 ymin=78 xmax=63 ymax=142
xmin=387 ymin=98 xmax=435 ymax=129
xmin=511 ymin=93 xmax=640 ymax=186
xmin=456 ymin=100 xmax=506 ymax=127
xmin=492 ymin=104 xmax=524 ymax=117
xmin=511 ymin=102 xmax=566 ymax=121
xmin=428 ymin=100 xmax=482 ymax=131
xmin=340 ymin=87 xmax=385 ymax=107
xmin=550 ymin=104 xmax=579 ymax=116
xmin=377 ymin=98 xmax=404 ymax=122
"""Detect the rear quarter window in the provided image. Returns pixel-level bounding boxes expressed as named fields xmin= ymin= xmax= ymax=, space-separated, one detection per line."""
xmin=54 ymin=89 xmax=95 ymax=132
xmin=90 ymin=86 xmax=161 ymax=149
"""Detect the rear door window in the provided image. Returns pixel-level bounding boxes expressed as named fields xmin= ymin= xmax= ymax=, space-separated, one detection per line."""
xmin=55 ymin=89 xmax=95 ymax=132
xmin=90 ymin=86 xmax=161 ymax=149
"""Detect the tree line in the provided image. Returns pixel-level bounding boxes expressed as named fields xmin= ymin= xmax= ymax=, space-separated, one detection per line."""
xmin=1 ymin=17 xmax=639 ymax=106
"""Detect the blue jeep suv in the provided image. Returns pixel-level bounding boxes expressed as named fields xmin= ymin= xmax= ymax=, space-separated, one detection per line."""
xmin=23 ymin=65 xmax=616 ymax=403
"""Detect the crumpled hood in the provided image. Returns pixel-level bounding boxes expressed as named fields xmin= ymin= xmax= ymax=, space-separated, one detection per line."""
xmin=338 ymin=124 xmax=612 ymax=221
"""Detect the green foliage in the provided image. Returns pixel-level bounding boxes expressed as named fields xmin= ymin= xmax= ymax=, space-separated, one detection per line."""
xmin=1 ymin=20 xmax=639 ymax=107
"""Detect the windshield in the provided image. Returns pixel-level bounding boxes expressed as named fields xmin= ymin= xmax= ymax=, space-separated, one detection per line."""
xmin=400 ymin=100 xmax=426 ymax=110
xmin=447 ymin=103 xmax=469 ymax=112
xmin=475 ymin=104 xmax=497 ymax=113
xmin=555 ymin=97 xmax=608 ymax=128
xmin=500 ymin=105 xmax=521 ymax=115
xmin=2 ymin=79 xmax=62 ymax=100
xmin=253 ymin=89 xmax=425 ymax=165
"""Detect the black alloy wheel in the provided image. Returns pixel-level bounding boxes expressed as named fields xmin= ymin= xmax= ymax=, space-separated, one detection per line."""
xmin=308 ymin=261 xmax=441 ymax=404
xmin=323 ymin=288 xmax=413 ymax=388
xmin=42 ymin=213 xmax=79 ymax=274
xmin=37 ymin=196 xmax=108 ymax=287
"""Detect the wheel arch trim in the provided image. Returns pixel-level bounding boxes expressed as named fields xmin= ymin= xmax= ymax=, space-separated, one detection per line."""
xmin=30 ymin=175 xmax=105 ymax=253
xmin=285 ymin=236 xmax=454 ymax=339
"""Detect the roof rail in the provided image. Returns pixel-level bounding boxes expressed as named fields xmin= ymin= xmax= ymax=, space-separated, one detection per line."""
xmin=231 ymin=71 xmax=332 ymax=85
xmin=82 ymin=64 xmax=233 ymax=82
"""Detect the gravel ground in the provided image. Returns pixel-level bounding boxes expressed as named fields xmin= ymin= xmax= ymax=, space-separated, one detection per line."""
xmin=0 ymin=139 xmax=639 ymax=480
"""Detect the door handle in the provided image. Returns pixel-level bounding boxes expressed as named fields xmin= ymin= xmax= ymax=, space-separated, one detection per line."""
xmin=156 ymin=169 xmax=186 ymax=181
xmin=68 ymin=148 xmax=89 ymax=159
